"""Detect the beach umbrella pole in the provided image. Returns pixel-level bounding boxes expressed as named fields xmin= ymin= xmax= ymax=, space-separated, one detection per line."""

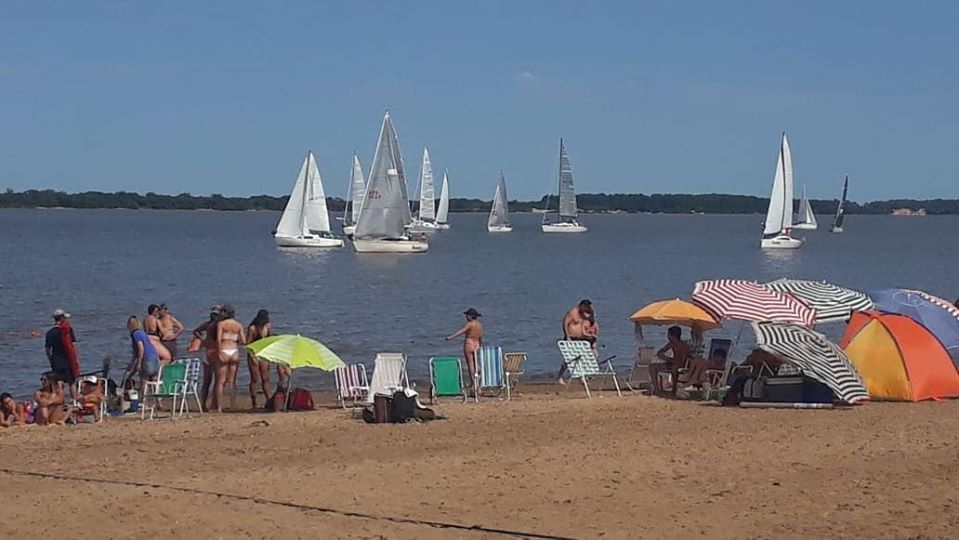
xmin=284 ymin=368 xmax=294 ymax=411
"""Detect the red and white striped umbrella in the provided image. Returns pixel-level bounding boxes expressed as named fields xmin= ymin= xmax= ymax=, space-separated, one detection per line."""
xmin=693 ymin=279 xmax=816 ymax=325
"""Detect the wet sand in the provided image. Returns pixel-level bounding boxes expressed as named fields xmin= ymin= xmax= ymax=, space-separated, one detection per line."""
xmin=2 ymin=385 xmax=958 ymax=539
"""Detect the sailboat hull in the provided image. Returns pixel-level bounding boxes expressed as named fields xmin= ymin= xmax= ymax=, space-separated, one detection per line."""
xmin=760 ymin=235 xmax=804 ymax=249
xmin=487 ymin=225 xmax=513 ymax=233
xmin=434 ymin=222 xmax=450 ymax=230
xmin=342 ymin=225 xmax=356 ymax=236
xmin=352 ymin=238 xmax=429 ymax=253
xmin=408 ymin=220 xmax=442 ymax=233
xmin=830 ymin=226 xmax=843 ymax=234
xmin=542 ymin=222 xmax=588 ymax=233
xmin=275 ymin=234 xmax=344 ymax=248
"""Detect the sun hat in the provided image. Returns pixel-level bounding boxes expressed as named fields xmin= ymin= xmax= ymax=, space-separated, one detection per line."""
xmin=463 ymin=308 xmax=482 ymax=317
xmin=82 ymin=375 xmax=97 ymax=384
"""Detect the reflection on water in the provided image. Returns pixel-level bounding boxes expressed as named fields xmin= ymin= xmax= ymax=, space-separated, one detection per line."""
xmin=1 ymin=209 xmax=957 ymax=397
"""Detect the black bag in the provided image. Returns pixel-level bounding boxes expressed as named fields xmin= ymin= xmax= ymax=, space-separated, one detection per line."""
xmin=389 ymin=391 xmax=417 ymax=423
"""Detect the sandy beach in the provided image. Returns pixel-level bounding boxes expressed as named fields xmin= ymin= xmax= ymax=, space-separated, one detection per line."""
xmin=2 ymin=385 xmax=958 ymax=539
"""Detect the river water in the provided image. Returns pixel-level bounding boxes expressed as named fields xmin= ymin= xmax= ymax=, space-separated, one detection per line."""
xmin=1 ymin=209 xmax=955 ymax=398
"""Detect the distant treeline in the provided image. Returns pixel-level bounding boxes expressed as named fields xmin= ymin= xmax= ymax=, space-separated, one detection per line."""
xmin=1 ymin=189 xmax=957 ymax=215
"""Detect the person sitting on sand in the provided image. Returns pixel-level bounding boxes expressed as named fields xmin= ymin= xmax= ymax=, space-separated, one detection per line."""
xmin=684 ymin=348 xmax=728 ymax=390
xmin=446 ymin=308 xmax=483 ymax=395
xmin=214 ymin=305 xmax=246 ymax=413
xmin=76 ymin=375 xmax=104 ymax=422
xmin=649 ymin=326 xmax=694 ymax=397
xmin=1 ymin=392 xmax=26 ymax=427
xmin=557 ymin=299 xmax=597 ymax=384
xmin=35 ymin=372 xmax=72 ymax=425
xmin=127 ymin=316 xmax=160 ymax=401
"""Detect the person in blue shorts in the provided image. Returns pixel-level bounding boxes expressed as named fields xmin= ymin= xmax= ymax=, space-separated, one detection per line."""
xmin=126 ymin=316 xmax=160 ymax=398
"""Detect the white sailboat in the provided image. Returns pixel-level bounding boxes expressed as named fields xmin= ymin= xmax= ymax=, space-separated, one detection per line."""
xmin=830 ymin=175 xmax=848 ymax=233
xmin=487 ymin=170 xmax=513 ymax=233
xmin=409 ymin=147 xmax=441 ymax=233
xmin=792 ymin=185 xmax=818 ymax=230
xmin=274 ymin=151 xmax=344 ymax=248
xmin=761 ymin=133 xmax=803 ymax=249
xmin=435 ymin=169 xmax=451 ymax=230
xmin=352 ymin=111 xmax=428 ymax=254
xmin=342 ymin=153 xmax=365 ymax=237
xmin=542 ymin=138 xmax=587 ymax=233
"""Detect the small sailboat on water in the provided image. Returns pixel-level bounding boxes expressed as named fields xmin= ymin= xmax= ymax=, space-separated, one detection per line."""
xmin=409 ymin=147 xmax=441 ymax=233
xmin=274 ymin=151 xmax=343 ymax=248
xmin=342 ymin=153 xmax=365 ymax=237
xmin=487 ymin=170 xmax=512 ymax=233
xmin=352 ymin=111 xmax=428 ymax=254
xmin=435 ymin=169 xmax=451 ymax=230
xmin=542 ymin=138 xmax=587 ymax=233
xmin=761 ymin=133 xmax=803 ymax=249
xmin=792 ymin=185 xmax=818 ymax=230
xmin=831 ymin=175 xmax=849 ymax=233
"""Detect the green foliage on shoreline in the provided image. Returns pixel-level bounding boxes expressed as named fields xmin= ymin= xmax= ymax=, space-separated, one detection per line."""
xmin=1 ymin=188 xmax=955 ymax=215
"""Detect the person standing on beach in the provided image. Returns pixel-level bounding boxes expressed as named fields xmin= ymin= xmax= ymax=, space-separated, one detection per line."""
xmin=192 ymin=305 xmax=221 ymax=411
xmin=144 ymin=304 xmax=162 ymax=337
xmin=45 ymin=309 xmax=80 ymax=399
xmin=246 ymin=309 xmax=274 ymax=409
xmin=446 ymin=308 xmax=483 ymax=395
xmin=126 ymin=316 xmax=160 ymax=401
xmin=214 ymin=305 xmax=246 ymax=413
xmin=157 ymin=303 xmax=184 ymax=360
xmin=557 ymin=300 xmax=597 ymax=384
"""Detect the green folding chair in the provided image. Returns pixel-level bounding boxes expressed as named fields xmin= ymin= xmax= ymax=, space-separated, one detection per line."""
xmin=429 ymin=357 xmax=466 ymax=403
xmin=141 ymin=361 xmax=187 ymax=420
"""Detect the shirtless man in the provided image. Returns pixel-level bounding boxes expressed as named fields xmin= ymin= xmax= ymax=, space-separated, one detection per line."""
xmin=214 ymin=305 xmax=246 ymax=412
xmin=157 ymin=304 xmax=184 ymax=360
xmin=35 ymin=372 xmax=71 ymax=425
xmin=192 ymin=305 xmax=221 ymax=411
xmin=558 ymin=299 xmax=597 ymax=383
xmin=651 ymin=326 xmax=693 ymax=397
xmin=446 ymin=308 xmax=483 ymax=395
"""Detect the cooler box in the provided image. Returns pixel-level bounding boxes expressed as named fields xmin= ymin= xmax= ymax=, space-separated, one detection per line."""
xmin=764 ymin=376 xmax=804 ymax=403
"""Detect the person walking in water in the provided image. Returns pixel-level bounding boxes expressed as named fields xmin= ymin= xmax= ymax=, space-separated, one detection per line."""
xmin=45 ymin=309 xmax=80 ymax=400
xmin=214 ymin=305 xmax=245 ymax=413
xmin=446 ymin=308 xmax=483 ymax=396
xmin=557 ymin=299 xmax=598 ymax=384
xmin=246 ymin=309 xmax=273 ymax=409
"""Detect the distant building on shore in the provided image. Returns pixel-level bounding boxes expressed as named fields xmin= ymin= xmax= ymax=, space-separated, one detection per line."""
xmin=891 ymin=208 xmax=927 ymax=216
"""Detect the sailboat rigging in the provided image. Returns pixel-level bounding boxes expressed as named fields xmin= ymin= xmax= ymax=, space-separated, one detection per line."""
xmin=274 ymin=151 xmax=343 ymax=248
xmin=542 ymin=138 xmax=587 ymax=233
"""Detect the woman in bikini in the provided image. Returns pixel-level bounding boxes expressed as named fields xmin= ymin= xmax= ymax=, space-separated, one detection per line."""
xmin=246 ymin=309 xmax=273 ymax=409
xmin=446 ymin=308 xmax=483 ymax=396
xmin=1 ymin=393 xmax=26 ymax=427
xmin=192 ymin=305 xmax=221 ymax=411
xmin=214 ymin=304 xmax=246 ymax=412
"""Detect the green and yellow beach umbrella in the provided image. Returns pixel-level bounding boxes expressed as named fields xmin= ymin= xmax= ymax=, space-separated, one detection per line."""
xmin=246 ymin=334 xmax=345 ymax=371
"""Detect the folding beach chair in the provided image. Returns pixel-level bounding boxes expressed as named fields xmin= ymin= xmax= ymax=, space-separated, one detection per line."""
xmin=503 ymin=352 xmax=527 ymax=401
xmin=334 ymin=363 xmax=370 ymax=408
xmin=360 ymin=353 xmax=409 ymax=405
xmin=176 ymin=357 xmax=203 ymax=416
xmin=429 ymin=357 xmax=466 ymax=403
xmin=142 ymin=361 xmax=187 ymax=420
xmin=73 ymin=376 xmax=107 ymax=423
xmin=475 ymin=346 xmax=506 ymax=401
xmin=625 ymin=346 xmax=655 ymax=392
xmin=557 ymin=340 xmax=622 ymax=398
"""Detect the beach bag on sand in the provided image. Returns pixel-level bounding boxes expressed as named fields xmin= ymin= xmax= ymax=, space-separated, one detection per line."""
xmin=289 ymin=388 xmax=314 ymax=411
xmin=390 ymin=390 xmax=417 ymax=423
xmin=743 ymin=377 xmax=766 ymax=402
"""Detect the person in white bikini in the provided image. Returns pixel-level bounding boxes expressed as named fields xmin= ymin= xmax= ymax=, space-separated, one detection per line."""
xmin=214 ymin=305 xmax=245 ymax=412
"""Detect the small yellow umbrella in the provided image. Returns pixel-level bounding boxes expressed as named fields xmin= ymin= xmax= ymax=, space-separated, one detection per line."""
xmin=629 ymin=299 xmax=721 ymax=337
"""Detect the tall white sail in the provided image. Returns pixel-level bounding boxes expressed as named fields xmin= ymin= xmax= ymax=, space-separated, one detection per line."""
xmin=558 ymin=138 xmax=578 ymax=220
xmin=346 ymin=153 xmax=366 ymax=225
xmin=416 ymin=147 xmax=435 ymax=222
xmin=302 ymin=152 xmax=331 ymax=233
xmin=793 ymin=185 xmax=818 ymax=230
xmin=488 ymin=171 xmax=511 ymax=229
xmin=763 ymin=133 xmax=794 ymax=237
xmin=354 ymin=112 xmax=409 ymax=239
xmin=436 ymin=170 xmax=450 ymax=225
xmin=276 ymin=153 xmax=310 ymax=238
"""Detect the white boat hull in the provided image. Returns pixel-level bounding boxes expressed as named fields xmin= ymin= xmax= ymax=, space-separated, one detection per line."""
xmin=761 ymin=235 xmax=804 ymax=249
xmin=352 ymin=237 xmax=429 ymax=253
xmin=434 ymin=222 xmax=450 ymax=230
xmin=342 ymin=225 xmax=356 ymax=236
xmin=487 ymin=225 xmax=513 ymax=233
xmin=408 ymin=220 xmax=442 ymax=233
xmin=542 ymin=222 xmax=588 ymax=233
xmin=792 ymin=223 xmax=818 ymax=230
xmin=275 ymin=234 xmax=344 ymax=248
xmin=830 ymin=226 xmax=843 ymax=233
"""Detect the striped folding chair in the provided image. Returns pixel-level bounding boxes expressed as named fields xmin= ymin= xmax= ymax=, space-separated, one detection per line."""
xmin=333 ymin=363 xmax=370 ymax=408
xmin=557 ymin=340 xmax=622 ymax=398
xmin=503 ymin=352 xmax=527 ymax=401
xmin=475 ymin=346 xmax=505 ymax=401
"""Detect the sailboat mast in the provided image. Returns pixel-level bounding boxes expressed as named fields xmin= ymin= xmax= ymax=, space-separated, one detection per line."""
xmin=343 ymin=153 xmax=354 ymax=225
xmin=299 ymin=151 xmax=311 ymax=236
xmin=780 ymin=134 xmax=789 ymax=233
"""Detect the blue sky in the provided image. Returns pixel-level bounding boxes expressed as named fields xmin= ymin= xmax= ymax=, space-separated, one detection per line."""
xmin=1 ymin=1 xmax=957 ymax=200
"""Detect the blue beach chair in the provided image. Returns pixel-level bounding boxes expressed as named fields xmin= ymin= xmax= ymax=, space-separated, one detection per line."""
xmin=476 ymin=346 xmax=506 ymax=401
